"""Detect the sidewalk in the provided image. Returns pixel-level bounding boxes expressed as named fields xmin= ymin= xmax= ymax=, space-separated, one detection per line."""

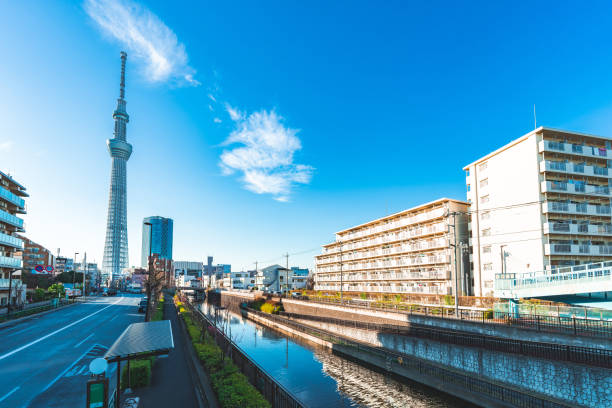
xmin=133 ymin=298 xmax=206 ymax=408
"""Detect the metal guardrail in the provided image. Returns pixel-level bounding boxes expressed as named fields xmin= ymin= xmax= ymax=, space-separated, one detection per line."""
xmin=249 ymin=309 xmax=570 ymax=408
xmin=280 ymin=312 xmax=612 ymax=368
xmin=294 ymin=296 xmax=612 ymax=339
xmin=181 ymin=298 xmax=305 ymax=408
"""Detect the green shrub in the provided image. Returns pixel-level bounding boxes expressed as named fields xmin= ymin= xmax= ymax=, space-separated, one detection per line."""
xmin=177 ymin=297 xmax=270 ymax=408
xmin=121 ymin=359 xmax=152 ymax=389
xmin=443 ymin=295 xmax=454 ymax=306
xmin=483 ymin=309 xmax=494 ymax=319
xmin=359 ymin=292 xmax=367 ymax=300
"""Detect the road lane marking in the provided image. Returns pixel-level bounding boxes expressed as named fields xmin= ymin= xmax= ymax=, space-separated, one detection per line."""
xmin=74 ymin=333 xmax=94 ymax=348
xmin=109 ymin=314 xmax=119 ymax=322
xmin=0 ymin=298 xmax=121 ymax=362
xmin=0 ymin=386 xmax=19 ymax=403
xmin=41 ymin=345 xmax=95 ymax=392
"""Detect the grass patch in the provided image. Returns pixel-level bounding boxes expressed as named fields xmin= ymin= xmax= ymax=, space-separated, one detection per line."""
xmin=152 ymin=294 xmax=164 ymax=322
xmin=175 ymin=295 xmax=270 ymax=408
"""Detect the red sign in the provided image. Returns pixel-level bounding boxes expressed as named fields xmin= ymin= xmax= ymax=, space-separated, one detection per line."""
xmin=46 ymin=265 xmax=54 ymax=273
xmin=34 ymin=265 xmax=44 ymax=272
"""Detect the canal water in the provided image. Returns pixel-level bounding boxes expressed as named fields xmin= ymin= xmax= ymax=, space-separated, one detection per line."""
xmin=198 ymin=302 xmax=475 ymax=408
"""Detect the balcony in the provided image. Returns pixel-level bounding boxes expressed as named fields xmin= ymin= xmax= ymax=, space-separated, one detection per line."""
xmin=0 ymin=232 xmax=23 ymax=249
xmin=313 ymin=283 xmax=452 ymax=295
xmin=0 ymin=256 xmax=22 ymax=269
xmin=540 ymin=160 xmax=611 ymax=178
xmin=538 ymin=140 xmax=612 ymax=159
xmin=544 ymin=244 xmax=612 ymax=256
xmin=0 ymin=186 xmax=25 ymax=210
xmin=543 ymin=201 xmax=611 ymax=216
xmin=315 ymin=270 xmax=451 ymax=282
xmin=541 ymin=181 xmax=611 ymax=197
xmin=544 ymin=222 xmax=612 ymax=236
xmin=0 ymin=278 xmax=22 ymax=289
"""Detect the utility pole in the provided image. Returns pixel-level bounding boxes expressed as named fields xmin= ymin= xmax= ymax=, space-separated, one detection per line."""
xmin=73 ymin=252 xmax=79 ymax=298
xmin=82 ymin=252 xmax=87 ymax=297
xmin=144 ymin=222 xmax=153 ymax=322
xmin=284 ymin=252 xmax=289 ymax=295
xmin=500 ymin=245 xmax=508 ymax=275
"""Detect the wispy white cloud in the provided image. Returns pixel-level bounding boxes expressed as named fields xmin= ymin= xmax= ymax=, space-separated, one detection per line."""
xmin=220 ymin=108 xmax=313 ymax=202
xmin=225 ymin=103 xmax=245 ymax=122
xmin=213 ymin=117 xmax=222 ymax=123
xmin=84 ymin=0 xmax=199 ymax=86
xmin=0 ymin=141 xmax=13 ymax=152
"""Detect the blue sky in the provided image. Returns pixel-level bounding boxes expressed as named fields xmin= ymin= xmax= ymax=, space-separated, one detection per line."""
xmin=3 ymin=1 xmax=612 ymax=271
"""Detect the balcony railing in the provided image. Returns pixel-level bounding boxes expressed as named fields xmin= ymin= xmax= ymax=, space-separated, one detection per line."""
xmin=0 ymin=232 xmax=23 ymax=249
xmin=542 ymin=181 xmax=611 ymax=196
xmin=545 ymin=222 xmax=612 ymax=236
xmin=0 ymin=209 xmax=24 ymax=229
xmin=0 ymin=186 xmax=25 ymax=209
xmin=539 ymin=140 xmax=612 ymax=159
xmin=0 ymin=278 xmax=22 ymax=288
xmin=540 ymin=160 xmax=612 ymax=178
xmin=545 ymin=243 xmax=612 ymax=255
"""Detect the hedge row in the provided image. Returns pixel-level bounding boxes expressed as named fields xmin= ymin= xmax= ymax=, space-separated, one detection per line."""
xmin=152 ymin=294 xmax=164 ymax=322
xmin=175 ymin=296 xmax=270 ymax=408
xmin=121 ymin=358 xmax=154 ymax=389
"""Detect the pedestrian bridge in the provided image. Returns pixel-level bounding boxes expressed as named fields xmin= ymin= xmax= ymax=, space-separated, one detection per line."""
xmin=495 ymin=261 xmax=612 ymax=299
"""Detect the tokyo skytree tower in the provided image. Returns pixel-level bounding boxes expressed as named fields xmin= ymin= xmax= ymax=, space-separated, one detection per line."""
xmin=102 ymin=51 xmax=132 ymax=282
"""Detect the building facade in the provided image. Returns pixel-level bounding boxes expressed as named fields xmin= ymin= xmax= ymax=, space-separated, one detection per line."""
xmin=314 ymin=198 xmax=469 ymax=297
xmin=17 ymin=237 xmax=54 ymax=273
xmin=54 ymin=256 xmax=74 ymax=276
xmin=465 ymin=127 xmax=612 ymax=296
xmin=102 ymin=52 xmax=132 ymax=283
xmin=141 ymin=216 xmax=173 ymax=267
xmin=0 ymin=170 xmax=27 ymax=306
xmin=174 ymin=261 xmax=203 ymax=280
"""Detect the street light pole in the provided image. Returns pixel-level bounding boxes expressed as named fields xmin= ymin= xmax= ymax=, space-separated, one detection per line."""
xmin=144 ymin=222 xmax=153 ymax=322
xmin=500 ymin=245 xmax=508 ymax=275
xmin=339 ymin=240 xmax=343 ymax=305
xmin=73 ymin=252 xmax=79 ymax=298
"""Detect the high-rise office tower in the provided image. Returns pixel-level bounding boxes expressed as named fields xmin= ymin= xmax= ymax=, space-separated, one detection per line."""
xmin=141 ymin=216 xmax=173 ymax=267
xmin=102 ymin=52 xmax=132 ymax=282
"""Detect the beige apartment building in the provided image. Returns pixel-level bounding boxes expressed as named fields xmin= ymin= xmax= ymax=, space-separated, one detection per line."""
xmin=314 ymin=198 xmax=470 ymax=297
xmin=465 ymin=127 xmax=612 ymax=297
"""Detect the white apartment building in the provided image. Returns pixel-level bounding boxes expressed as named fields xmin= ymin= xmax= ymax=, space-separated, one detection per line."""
xmin=465 ymin=127 xmax=612 ymax=297
xmin=314 ymin=198 xmax=470 ymax=297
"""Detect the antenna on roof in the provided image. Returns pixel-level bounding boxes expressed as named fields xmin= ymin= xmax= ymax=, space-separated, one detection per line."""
xmin=533 ymin=104 xmax=537 ymax=129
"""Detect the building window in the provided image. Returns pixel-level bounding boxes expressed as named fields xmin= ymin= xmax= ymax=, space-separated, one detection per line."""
xmin=482 ymin=245 xmax=491 ymax=254
xmin=478 ymin=162 xmax=488 ymax=171
xmin=480 ymin=178 xmax=488 ymax=188
xmin=480 ymin=195 xmax=489 ymax=204
xmin=481 ymin=211 xmax=490 ymax=220
xmin=466 ymin=170 xmax=470 ymax=177
xmin=482 ymin=228 xmax=491 ymax=237
xmin=467 ymin=184 xmax=471 ymax=192
xmin=483 ymin=263 xmax=493 ymax=271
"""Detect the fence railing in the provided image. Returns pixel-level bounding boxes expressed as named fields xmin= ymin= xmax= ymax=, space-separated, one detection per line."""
xmin=181 ymin=297 xmax=305 ymax=408
xmin=247 ymin=308 xmax=570 ymax=408
xmin=280 ymin=312 xmax=612 ymax=368
xmin=0 ymin=298 xmax=74 ymax=323
xmin=293 ymin=296 xmax=612 ymax=339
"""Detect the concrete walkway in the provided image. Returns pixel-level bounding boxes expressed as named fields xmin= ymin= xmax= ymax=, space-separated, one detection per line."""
xmin=133 ymin=298 xmax=207 ymax=408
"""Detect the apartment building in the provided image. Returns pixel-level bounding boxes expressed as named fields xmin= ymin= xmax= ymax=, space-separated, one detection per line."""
xmin=465 ymin=127 xmax=612 ymax=296
xmin=17 ymin=237 xmax=55 ymax=273
xmin=314 ymin=198 xmax=470 ymax=297
xmin=54 ymin=256 xmax=74 ymax=276
xmin=0 ymin=171 xmax=27 ymax=307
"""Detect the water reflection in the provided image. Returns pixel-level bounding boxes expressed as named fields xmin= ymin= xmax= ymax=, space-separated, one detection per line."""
xmin=198 ymin=302 xmax=472 ymax=408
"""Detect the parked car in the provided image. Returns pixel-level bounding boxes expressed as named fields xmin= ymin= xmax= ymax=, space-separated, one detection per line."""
xmin=138 ymin=299 xmax=148 ymax=313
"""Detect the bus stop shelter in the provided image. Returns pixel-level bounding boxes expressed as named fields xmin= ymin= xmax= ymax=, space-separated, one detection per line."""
xmin=104 ymin=320 xmax=174 ymax=408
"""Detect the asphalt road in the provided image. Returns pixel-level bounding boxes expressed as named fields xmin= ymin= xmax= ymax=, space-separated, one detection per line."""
xmin=0 ymin=294 xmax=144 ymax=408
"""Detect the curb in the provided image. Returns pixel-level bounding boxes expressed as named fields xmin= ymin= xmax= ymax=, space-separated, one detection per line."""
xmin=0 ymin=302 xmax=78 ymax=328
xmin=176 ymin=307 xmax=219 ymax=408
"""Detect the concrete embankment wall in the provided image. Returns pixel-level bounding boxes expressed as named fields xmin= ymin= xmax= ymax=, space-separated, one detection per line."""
xmin=289 ymin=316 xmax=609 ymax=408
xmin=243 ymin=310 xmax=517 ymax=408
xmin=282 ymin=299 xmax=612 ymax=350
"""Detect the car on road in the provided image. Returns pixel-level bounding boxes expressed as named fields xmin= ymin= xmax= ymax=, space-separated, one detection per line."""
xmin=138 ymin=299 xmax=148 ymax=313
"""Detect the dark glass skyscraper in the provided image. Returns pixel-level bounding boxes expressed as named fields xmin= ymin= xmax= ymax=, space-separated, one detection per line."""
xmin=141 ymin=216 xmax=173 ymax=267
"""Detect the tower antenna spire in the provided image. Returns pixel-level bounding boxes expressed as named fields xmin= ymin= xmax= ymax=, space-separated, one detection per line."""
xmin=119 ymin=51 xmax=127 ymax=99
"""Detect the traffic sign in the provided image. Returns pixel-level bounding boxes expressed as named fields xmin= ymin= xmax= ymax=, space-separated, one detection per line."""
xmin=89 ymin=358 xmax=108 ymax=375
xmin=34 ymin=265 xmax=44 ymax=272
xmin=46 ymin=265 xmax=54 ymax=273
